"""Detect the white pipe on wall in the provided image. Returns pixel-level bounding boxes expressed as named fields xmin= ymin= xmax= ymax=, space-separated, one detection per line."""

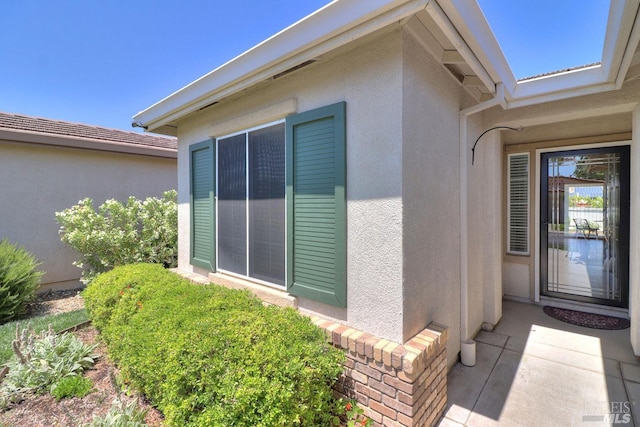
xmin=458 ymin=83 xmax=506 ymax=366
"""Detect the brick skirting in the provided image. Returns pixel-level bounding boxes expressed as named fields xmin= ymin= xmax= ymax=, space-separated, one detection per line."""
xmin=173 ymin=269 xmax=448 ymax=426
xmin=311 ymin=318 xmax=448 ymax=427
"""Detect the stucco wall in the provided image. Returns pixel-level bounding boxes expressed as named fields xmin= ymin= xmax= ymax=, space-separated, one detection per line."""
xmin=0 ymin=142 xmax=176 ymax=290
xmin=465 ymin=114 xmax=503 ymax=334
xmin=401 ymin=29 xmax=462 ymax=366
xmin=177 ymin=27 xmax=407 ymax=343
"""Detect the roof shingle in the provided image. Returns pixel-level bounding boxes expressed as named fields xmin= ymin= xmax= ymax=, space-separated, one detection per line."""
xmin=0 ymin=111 xmax=177 ymax=150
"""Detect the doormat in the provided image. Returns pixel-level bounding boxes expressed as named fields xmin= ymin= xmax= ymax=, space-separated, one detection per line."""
xmin=543 ymin=306 xmax=630 ymax=330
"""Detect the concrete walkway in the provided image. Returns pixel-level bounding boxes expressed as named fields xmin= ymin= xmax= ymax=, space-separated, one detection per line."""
xmin=438 ymin=300 xmax=640 ymax=426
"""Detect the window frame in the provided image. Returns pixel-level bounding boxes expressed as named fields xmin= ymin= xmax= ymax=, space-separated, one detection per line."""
xmin=215 ymin=120 xmax=287 ymax=290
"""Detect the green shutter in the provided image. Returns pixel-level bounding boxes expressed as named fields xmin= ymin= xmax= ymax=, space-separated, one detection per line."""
xmin=190 ymin=139 xmax=215 ymax=271
xmin=286 ymin=102 xmax=346 ymax=307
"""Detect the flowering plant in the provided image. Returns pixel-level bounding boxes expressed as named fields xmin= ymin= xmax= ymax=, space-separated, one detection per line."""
xmin=333 ymin=399 xmax=373 ymax=426
xmin=55 ymin=190 xmax=177 ymax=283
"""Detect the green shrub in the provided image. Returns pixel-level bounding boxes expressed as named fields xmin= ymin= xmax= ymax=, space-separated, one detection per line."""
xmin=0 ymin=239 xmax=43 ymax=323
xmin=84 ymin=264 xmax=345 ymax=427
xmin=50 ymin=374 xmax=94 ymax=400
xmin=55 ymin=190 xmax=177 ymax=283
xmin=0 ymin=324 xmax=98 ymax=409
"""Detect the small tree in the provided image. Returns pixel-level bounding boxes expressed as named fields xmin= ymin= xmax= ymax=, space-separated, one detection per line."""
xmin=0 ymin=239 xmax=43 ymax=323
xmin=55 ymin=190 xmax=177 ymax=283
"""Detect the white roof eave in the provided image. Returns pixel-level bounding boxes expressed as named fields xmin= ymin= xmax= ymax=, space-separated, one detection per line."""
xmin=135 ymin=0 xmax=640 ymax=132
xmin=134 ymin=0 xmax=432 ymax=132
xmin=443 ymin=0 xmax=640 ymax=110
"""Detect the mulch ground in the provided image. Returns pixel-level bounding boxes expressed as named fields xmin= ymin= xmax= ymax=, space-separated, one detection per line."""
xmin=0 ymin=292 xmax=165 ymax=427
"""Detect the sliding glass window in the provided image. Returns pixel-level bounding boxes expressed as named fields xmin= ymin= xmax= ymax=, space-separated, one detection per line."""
xmin=216 ymin=122 xmax=285 ymax=287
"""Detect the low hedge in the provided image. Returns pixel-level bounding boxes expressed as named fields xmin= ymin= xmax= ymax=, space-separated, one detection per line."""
xmin=83 ymin=264 xmax=345 ymax=426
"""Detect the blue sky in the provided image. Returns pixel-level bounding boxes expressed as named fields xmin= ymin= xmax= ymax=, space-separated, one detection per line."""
xmin=0 ymin=1 xmax=609 ymax=132
xmin=477 ymin=0 xmax=609 ymax=79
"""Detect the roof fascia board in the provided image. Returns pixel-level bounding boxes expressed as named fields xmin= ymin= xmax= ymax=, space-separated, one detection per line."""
xmin=615 ymin=1 xmax=640 ymax=87
xmin=0 ymin=128 xmax=177 ymax=159
xmin=135 ymin=0 xmax=431 ymax=132
xmin=510 ymin=65 xmax=606 ymax=99
xmin=437 ymin=0 xmax=515 ymax=95
xmin=602 ymin=0 xmax=640 ymax=80
xmin=506 ymin=80 xmax=618 ymax=110
xmin=425 ymin=0 xmax=496 ymax=94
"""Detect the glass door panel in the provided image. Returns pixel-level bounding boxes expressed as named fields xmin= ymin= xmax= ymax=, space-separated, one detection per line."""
xmin=217 ymin=134 xmax=247 ymax=275
xmin=248 ymin=123 xmax=285 ymax=286
xmin=541 ymin=147 xmax=629 ymax=307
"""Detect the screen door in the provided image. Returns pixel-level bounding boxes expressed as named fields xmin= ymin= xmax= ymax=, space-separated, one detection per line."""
xmin=540 ymin=146 xmax=629 ymax=308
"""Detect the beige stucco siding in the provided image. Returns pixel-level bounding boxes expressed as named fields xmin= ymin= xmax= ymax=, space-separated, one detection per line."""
xmin=177 ymin=27 xmax=406 ymax=343
xmin=0 ymin=141 xmax=176 ymax=290
xmin=401 ymin=29 xmax=463 ymax=366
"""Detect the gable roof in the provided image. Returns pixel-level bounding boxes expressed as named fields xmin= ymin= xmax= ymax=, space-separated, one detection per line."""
xmin=0 ymin=111 xmax=177 ymax=158
xmin=133 ymin=0 xmax=640 ymax=134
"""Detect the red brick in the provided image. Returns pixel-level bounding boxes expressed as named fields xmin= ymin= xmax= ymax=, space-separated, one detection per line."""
xmin=369 ymin=377 xmax=397 ymax=397
xmin=382 ymin=416 xmax=405 ymax=427
xmin=397 ymin=390 xmax=413 ymax=406
xmin=349 ymin=331 xmax=364 ymax=352
xmin=370 ymin=400 xmax=397 ymax=420
xmin=391 ymin=346 xmax=406 ymax=369
xmin=363 ymin=406 xmax=383 ymax=424
xmin=344 ymin=368 xmax=368 ymax=385
xmin=355 ymin=392 xmax=369 ymax=406
xmin=382 ymin=342 xmax=399 ymax=366
xmin=343 ymin=355 xmax=355 ymax=370
xmin=355 ymin=361 xmax=383 ymax=382
xmin=356 ymin=382 xmax=383 ymax=402
xmin=397 ymin=411 xmax=416 ymax=426
xmin=383 ymin=373 xmax=418 ymax=395
xmin=370 ymin=360 xmax=397 ymax=377
xmin=397 ymin=369 xmax=420 ymax=384
xmin=332 ymin=324 xmax=349 ymax=346
xmin=357 ymin=333 xmax=373 ymax=355
xmin=364 ymin=335 xmax=378 ymax=359
xmin=382 ymin=394 xmax=414 ymax=417
xmin=353 ymin=351 xmax=368 ymax=364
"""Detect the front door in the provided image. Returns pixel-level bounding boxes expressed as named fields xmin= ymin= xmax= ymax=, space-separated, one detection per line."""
xmin=540 ymin=146 xmax=630 ymax=308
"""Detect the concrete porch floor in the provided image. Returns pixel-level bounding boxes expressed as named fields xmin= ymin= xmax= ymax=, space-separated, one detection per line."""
xmin=438 ymin=300 xmax=640 ymax=426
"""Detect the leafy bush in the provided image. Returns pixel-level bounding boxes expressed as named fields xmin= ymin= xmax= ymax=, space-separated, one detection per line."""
xmin=0 ymin=239 xmax=43 ymax=324
xmin=83 ymin=264 xmax=345 ymax=427
xmin=0 ymin=324 xmax=98 ymax=409
xmin=50 ymin=374 xmax=94 ymax=400
xmin=55 ymin=190 xmax=177 ymax=283
xmin=85 ymin=398 xmax=148 ymax=427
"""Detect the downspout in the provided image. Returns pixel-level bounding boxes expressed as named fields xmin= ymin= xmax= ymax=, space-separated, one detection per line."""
xmin=459 ymin=83 xmax=507 ymax=366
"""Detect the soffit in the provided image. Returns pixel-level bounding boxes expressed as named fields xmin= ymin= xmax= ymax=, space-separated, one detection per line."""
xmin=409 ymin=9 xmax=495 ymax=102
